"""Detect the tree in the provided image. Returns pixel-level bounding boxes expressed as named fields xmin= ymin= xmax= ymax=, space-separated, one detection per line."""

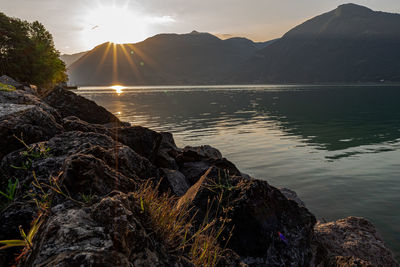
xmin=0 ymin=12 xmax=66 ymax=88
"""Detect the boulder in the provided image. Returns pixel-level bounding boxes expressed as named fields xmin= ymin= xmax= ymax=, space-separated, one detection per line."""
xmin=180 ymin=145 xmax=223 ymax=162
xmin=0 ymin=104 xmax=63 ymax=159
xmin=159 ymin=169 xmax=190 ymax=196
xmin=61 ymin=153 xmax=137 ymax=197
xmin=314 ymin=217 xmax=399 ymax=267
xmin=0 ymin=89 xmax=62 ymax=122
xmin=44 ymin=86 xmax=122 ymax=124
xmin=110 ymin=126 xmax=163 ymax=163
xmin=179 ymin=168 xmax=316 ymax=266
xmin=62 ymin=116 xmax=110 ymax=135
xmin=155 ymin=132 xmax=181 ymax=170
xmin=0 ymin=75 xmax=23 ymax=89
xmin=279 ymin=187 xmax=306 ymax=208
xmin=22 ymin=193 xmax=194 ymax=267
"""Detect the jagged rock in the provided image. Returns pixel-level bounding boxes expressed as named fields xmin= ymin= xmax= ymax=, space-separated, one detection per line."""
xmin=279 ymin=188 xmax=306 ymax=208
xmin=61 ymin=154 xmax=137 ymax=197
xmin=44 ymin=87 xmax=122 ymax=124
xmin=181 ymin=145 xmax=222 ymax=162
xmin=0 ymin=104 xmax=63 ymax=159
xmin=0 ymin=89 xmax=62 ymax=122
xmin=180 ymin=161 xmax=211 ymax=185
xmin=22 ymin=193 xmax=194 ymax=267
xmin=1 ymin=132 xmax=158 ymax=188
xmin=314 ymin=217 xmax=399 ymax=267
xmin=110 ymin=126 xmax=163 ymax=163
xmin=325 ymin=256 xmax=374 ymax=267
xmin=179 ymin=158 xmax=242 ymax=185
xmin=159 ymin=169 xmax=190 ymax=196
xmin=0 ymin=75 xmax=23 ymax=89
xmin=156 ymin=132 xmax=181 ymax=170
xmin=62 ymin=116 xmax=110 ymax=135
xmin=179 ymin=167 xmax=316 ymax=266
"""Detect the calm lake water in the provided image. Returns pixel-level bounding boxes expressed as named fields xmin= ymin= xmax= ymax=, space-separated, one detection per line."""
xmin=77 ymin=85 xmax=400 ymax=258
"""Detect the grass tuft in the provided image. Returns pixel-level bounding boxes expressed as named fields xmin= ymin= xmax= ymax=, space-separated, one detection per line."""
xmin=134 ymin=173 xmax=230 ymax=267
xmin=0 ymin=82 xmax=16 ymax=92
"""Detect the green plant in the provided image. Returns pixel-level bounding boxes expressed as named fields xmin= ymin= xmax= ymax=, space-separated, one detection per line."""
xmin=0 ymin=216 xmax=43 ymax=251
xmin=0 ymin=82 xmax=16 ymax=92
xmin=135 ymin=174 xmax=231 ymax=267
xmin=11 ymin=135 xmax=51 ymax=171
xmin=80 ymin=192 xmax=95 ymax=204
xmin=0 ymin=178 xmax=19 ymax=202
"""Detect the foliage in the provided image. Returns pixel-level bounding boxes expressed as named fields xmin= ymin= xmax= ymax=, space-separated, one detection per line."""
xmin=0 ymin=216 xmax=43 ymax=251
xmin=0 ymin=12 xmax=67 ymax=88
xmin=0 ymin=178 xmax=19 ymax=202
xmin=135 ymin=179 xmax=229 ymax=266
xmin=0 ymin=81 xmax=15 ymax=91
xmin=11 ymin=135 xmax=51 ymax=171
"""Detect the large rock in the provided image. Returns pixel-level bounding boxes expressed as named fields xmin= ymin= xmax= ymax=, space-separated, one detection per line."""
xmin=0 ymin=104 xmax=63 ymax=159
xmin=110 ymin=126 xmax=163 ymax=163
xmin=22 ymin=193 xmax=194 ymax=267
xmin=0 ymin=88 xmax=61 ymax=122
xmin=0 ymin=75 xmax=23 ymax=89
xmin=44 ymin=87 xmax=122 ymax=124
xmin=62 ymin=116 xmax=110 ymax=135
xmin=179 ymin=167 xmax=316 ymax=266
xmin=155 ymin=132 xmax=181 ymax=170
xmin=314 ymin=217 xmax=399 ymax=267
xmin=159 ymin=168 xmax=190 ymax=196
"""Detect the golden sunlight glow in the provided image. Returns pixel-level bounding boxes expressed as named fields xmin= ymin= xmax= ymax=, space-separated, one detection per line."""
xmin=111 ymin=85 xmax=125 ymax=94
xmin=81 ymin=2 xmax=174 ymax=49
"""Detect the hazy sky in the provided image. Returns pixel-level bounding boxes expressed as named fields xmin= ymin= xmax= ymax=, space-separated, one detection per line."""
xmin=1 ymin=0 xmax=399 ymax=54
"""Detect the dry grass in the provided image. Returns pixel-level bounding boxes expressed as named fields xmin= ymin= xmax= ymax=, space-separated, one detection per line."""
xmin=134 ymin=169 xmax=230 ymax=267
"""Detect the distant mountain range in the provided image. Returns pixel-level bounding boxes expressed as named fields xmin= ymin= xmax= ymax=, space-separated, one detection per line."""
xmin=63 ymin=4 xmax=400 ymax=85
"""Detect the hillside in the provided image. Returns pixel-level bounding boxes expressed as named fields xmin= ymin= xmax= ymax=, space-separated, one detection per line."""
xmin=60 ymin=51 xmax=87 ymax=68
xmin=234 ymin=4 xmax=400 ymax=83
xmin=67 ymin=31 xmax=269 ymax=86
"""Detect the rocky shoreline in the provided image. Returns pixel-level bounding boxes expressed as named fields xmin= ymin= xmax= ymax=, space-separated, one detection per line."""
xmin=0 ymin=75 xmax=398 ymax=266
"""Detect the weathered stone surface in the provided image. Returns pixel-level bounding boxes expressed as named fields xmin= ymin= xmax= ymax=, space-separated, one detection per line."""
xmin=0 ymin=75 xmax=23 ymax=89
xmin=44 ymin=86 xmax=121 ymax=124
xmin=180 ymin=168 xmax=317 ymax=266
xmin=279 ymin=187 xmax=306 ymax=208
xmin=159 ymin=169 xmax=190 ymax=196
xmin=0 ymin=104 xmax=63 ymax=159
xmin=0 ymin=131 xmax=157 ymax=188
xmin=110 ymin=126 xmax=162 ymax=163
xmin=325 ymin=256 xmax=374 ymax=267
xmin=62 ymin=116 xmax=110 ymax=135
xmin=156 ymin=132 xmax=181 ymax=170
xmin=61 ymin=154 xmax=137 ymax=197
xmin=314 ymin=217 xmax=399 ymax=267
xmin=22 ymin=193 xmax=194 ymax=267
xmin=0 ymin=89 xmax=62 ymax=122
xmin=181 ymin=145 xmax=223 ymax=162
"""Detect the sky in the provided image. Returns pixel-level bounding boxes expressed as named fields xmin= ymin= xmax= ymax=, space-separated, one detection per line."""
xmin=1 ymin=0 xmax=399 ymax=54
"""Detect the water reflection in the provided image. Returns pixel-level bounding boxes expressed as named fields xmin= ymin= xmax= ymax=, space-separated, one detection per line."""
xmin=79 ymin=85 xmax=400 ymax=156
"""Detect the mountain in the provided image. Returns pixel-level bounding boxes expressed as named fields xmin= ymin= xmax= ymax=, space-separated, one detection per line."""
xmin=60 ymin=51 xmax=88 ymax=68
xmin=67 ymin=31 xmax=271 ymax=86
xmin=234 ymin=4 xmax=400 ymax=83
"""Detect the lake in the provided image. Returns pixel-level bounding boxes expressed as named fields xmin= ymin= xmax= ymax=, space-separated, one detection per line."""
xmin=77 ymin=84 xmax=400 ymax=258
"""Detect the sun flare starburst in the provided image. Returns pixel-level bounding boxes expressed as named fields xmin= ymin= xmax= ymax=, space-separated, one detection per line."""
xmin=81 ymin=2 xmax=174 ymax=49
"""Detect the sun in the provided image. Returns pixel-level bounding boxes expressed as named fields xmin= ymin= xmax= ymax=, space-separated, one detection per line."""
xmin=111 ymin=85 xmax=125 ymax=94
xmin=81 ymin=3 xmax=174 ymax=49
xmin=82 ymin=4 xmax=148 ymax=47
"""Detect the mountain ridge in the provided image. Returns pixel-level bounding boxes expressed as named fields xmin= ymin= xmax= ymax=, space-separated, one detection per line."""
xmin=66 ymin=4 xmax=400 ymax=85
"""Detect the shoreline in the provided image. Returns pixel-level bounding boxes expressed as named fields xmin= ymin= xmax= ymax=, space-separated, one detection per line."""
xmin=0 ymin=75 xmax=398 ymax=266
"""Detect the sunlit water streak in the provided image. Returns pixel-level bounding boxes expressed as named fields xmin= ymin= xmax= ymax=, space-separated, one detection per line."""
xmin=77 ymin=84 xmax=400 ymax=258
